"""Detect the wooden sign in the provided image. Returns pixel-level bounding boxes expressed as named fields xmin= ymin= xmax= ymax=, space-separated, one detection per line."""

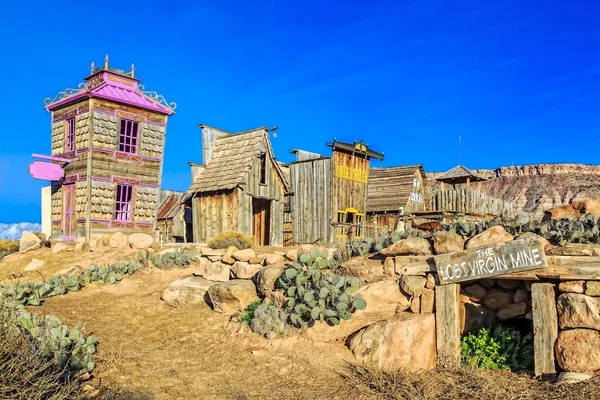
xmin=335 ymin=165 xmax=368 ymax=183
xmin=435 ymin=238 xmax=547 ymax=285
xmin=29 ymin=161 xmax=64 ymax=181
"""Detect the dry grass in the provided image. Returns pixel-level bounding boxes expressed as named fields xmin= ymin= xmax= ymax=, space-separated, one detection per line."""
xmin=0 ymin=239 xmax=19 ymax=259
xmin=208 ymin=231 xmax=253 ymax=249
xmin=341 ymin=362 xmax=600 ymax=400
xmin=0 ymin=318 xmax=83 ymax=399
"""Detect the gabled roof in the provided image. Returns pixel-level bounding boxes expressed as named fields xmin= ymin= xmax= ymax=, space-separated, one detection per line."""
xmin=367 ymin=165 xmax=425 ymax=212
xmin=188 ymin=128 xmax=291 ymax=194
xmin=45 ymin=71 xmax=175 ymax=115
xmin=435 ymin=165 xmax=487 ymax=183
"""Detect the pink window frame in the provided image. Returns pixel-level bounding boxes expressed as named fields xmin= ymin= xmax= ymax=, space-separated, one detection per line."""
xmin=114 ymin=184 xmax=134 ymax=221
xmin=65 ymin=117 xmax=75 ymax=152
xmin=118 ymin=119 xmax=139 ymax=154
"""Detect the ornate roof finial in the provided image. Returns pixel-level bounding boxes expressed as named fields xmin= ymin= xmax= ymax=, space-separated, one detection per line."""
xmin=130 ymin=63 xmax=135 ymax=78
xmin=90 ymin=61 xmax=95 ymax=74
xmin=104 ymin=55 xmax=109 ymax=70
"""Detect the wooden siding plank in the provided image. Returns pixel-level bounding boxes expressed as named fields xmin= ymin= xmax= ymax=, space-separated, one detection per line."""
xmin=532 ymin=283 xmax=558 ymax=376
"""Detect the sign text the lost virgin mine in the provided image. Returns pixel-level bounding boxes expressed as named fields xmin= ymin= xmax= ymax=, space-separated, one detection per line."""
xmin=434 ymin=238 xmax=547 ymax=285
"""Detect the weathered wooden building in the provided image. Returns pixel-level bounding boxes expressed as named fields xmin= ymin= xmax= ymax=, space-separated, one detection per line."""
xmin=186 ymin=125 xmax=291 ymax=246
xmin=289 ymin=140 xmax=384 ymax=244
xmin=156 ymin=190 xmax=192 ymax=243
xmin=366 ymin=165 xmax=428 ymax=235
xmin=41 ymin=56 xmax=175 ymax=242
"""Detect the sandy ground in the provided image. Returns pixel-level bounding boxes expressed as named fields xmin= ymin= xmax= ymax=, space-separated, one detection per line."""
xmin=24 ymin=263 xmax=363 ymax=400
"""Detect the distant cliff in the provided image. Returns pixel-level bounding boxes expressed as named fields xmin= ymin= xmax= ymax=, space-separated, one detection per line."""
xmin=428 ymin=164 xmax=600 ymax=219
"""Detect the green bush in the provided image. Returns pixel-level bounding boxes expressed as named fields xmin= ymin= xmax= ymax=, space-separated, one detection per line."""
xmin=238 ymin=300 xmax=262 ymax=324
xmin=138 ymin=249 xmax=196 ymax=269
xmin=208 ymin=231 xmax=253 ymax=249
xmin=278 ymin=249 xmax=366 ymax=328
xmin=461 ymin=326 xmax=533 ymax=371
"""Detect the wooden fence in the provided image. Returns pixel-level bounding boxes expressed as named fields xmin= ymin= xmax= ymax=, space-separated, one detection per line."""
xmin=428 ymin=188 xmax=516 ymax=219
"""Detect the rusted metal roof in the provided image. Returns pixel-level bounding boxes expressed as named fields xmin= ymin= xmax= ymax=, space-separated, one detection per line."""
xmin=435 ymin=165 xmax=487 ymax=183
xmin=157 ymin=193 xmax=184 ymax=220
xmin=367 ymin=165 xmax=425 ymax=212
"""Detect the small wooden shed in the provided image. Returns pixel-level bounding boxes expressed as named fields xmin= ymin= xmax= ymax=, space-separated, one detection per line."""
xmin=156 ymin=190 xmax=192 ymax=243
xmin=366 ymin=165 xmax=428 ymax=234
xmin=289 ymin=140 xmax=383 ymax=245
xmin=186 ymin=126 xmax=291 ymax=246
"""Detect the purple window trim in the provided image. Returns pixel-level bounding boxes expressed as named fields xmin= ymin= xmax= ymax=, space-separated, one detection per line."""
xmin=52 ymin=107 xmax=88 ymax=123
xmin=114 ymin=184 xmax=134 ymax=221
xmin=118 ymin=119 xmax=139 ymax=154
xmin=52 ymin=147 xmax=162 ymax=163
xmin=66 ymin=117 xmax=75 ymax=152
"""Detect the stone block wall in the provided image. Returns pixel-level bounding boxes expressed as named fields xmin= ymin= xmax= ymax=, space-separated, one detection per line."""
xmin=555 ymin=280 xmax=600 ymax=372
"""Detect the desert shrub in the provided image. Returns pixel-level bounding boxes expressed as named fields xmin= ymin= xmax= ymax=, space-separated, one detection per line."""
xmin=238 ymin=300 xmax=262 ymax=324
xmin=208 ymin=231 xmax=253 ymax=249
xmin=0 ymin=239 xmax=19 ymax=259
xmin=460 ymin=326 xmax=533 ymax=372
xmin=249 ymin=302 xmax=288 ymax=339
xmin=278 ymin=248 xmax=366 ymax=327
xmin=138 ymin=249 xmax=196 ymax=269
xmin=0 ymin=316 xmax=83 ymax=399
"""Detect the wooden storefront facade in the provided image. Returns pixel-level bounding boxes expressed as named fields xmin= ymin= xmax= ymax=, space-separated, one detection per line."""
xmin=289 ymin=140 xmax=383 ymax=245
xmin=43 ymin=57 xmax=175 ymax=242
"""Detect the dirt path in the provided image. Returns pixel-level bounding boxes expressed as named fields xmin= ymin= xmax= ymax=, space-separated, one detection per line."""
xmin=38 ymin=267 xmax=362 ymax=400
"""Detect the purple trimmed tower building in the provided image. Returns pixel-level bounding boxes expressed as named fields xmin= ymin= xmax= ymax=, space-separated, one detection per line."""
xmin=43 ymin=56 xmax=175 ymax=242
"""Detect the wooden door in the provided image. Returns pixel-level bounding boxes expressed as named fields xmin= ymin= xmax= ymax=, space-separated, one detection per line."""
xmin=63 ymin=184 xmax=76 ymax=241
xmin=252 ymin=198 xmax=271 ymax=247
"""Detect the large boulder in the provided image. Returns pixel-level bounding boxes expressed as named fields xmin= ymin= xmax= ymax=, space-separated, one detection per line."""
xmin=557 ymin=293 xmax=600 ymax=330
xmin=19 ymin=231 xmax=41 ymax=253
xmin=128 ymin=233 xmax=154 ymax=250
xmin=516 ymin=232 xmax=551 ymax=251
xmin=207 ymin=280 xmax=259 ymax=315
xmin=285 ymin=249 xmax=298 ymax=261
xmin=482 ymin=289 xmax=513 ymax=310
xmin=420 ymin=288 xmax=435 ymax=313
xmin=74 ymin=242 xmax=90 ymax=252
xmin=585 ymin=282 xmax=600 ymax=297
xmin=380 ymin=238 xmax=432 ymax=256
xmin=555 ymin=329 xmax=600 ymax=372
xmin=24 ymin=258 xmax=46 ymax=271
xmin=195 ymin=261 xmax=230 ymax=282
xmin=463 ymin=284 xmax=486 ymax=301
xmin=304 ymin=280 xmax=410 ymax=343
xmin=109 ymin=232 xmax=128 ymax=249
xmin=231 ymin=262 xmax=263 ymax=279
xmin=254 ymin=265 xmax=285 ymax=297
xmin=466 ymin=226 xmax=513 ymax=249
xmin=497 ymin=302 xmax=527 ymax=320
xmin=162 ymin=276 xmax=214 ymax=306
xmin=432 ymin=231 xmax=464 ymax=254
xmin=545 ymin=200 xmax=600 ymax=220
xmin=348 ymin=313 xmax=436 ymax=371
xmin=232 ymin=248 xmax=256 ymax=263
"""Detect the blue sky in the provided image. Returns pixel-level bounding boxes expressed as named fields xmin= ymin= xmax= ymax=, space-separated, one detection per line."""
xmin=1 ymin=0 xmax=599 ymax=223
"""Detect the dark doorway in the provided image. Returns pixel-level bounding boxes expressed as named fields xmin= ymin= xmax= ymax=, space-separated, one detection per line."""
xmin=252 ymin=198 xmax=271 ymax=246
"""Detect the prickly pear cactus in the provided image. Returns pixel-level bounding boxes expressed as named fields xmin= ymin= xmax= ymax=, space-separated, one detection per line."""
xmin=278 ymin=249 xmax=367 ymax=328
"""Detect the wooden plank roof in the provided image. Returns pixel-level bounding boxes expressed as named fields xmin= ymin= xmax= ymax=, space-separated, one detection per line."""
xmin=435 ymin=165 xmax=487 ymax=183
xmin=367 ymin=165 xmax=425 ymax=212
xmin=188 ymin=128 xmax=290 ymax=194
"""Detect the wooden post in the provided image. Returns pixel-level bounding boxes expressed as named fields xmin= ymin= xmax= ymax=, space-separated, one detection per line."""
xmin=531 ymin=283 xmax=558 ymax=376
xmin=435 ymin=283 xmax=461 ymax=368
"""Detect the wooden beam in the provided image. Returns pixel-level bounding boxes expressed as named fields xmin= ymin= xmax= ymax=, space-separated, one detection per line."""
xmin=435 ymin=283 xmax=461 ymax=368
xmin=531 ymin=283 xmax=558 ymax=376
xmin=398 ymin=255 xmax=600 ymax=281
